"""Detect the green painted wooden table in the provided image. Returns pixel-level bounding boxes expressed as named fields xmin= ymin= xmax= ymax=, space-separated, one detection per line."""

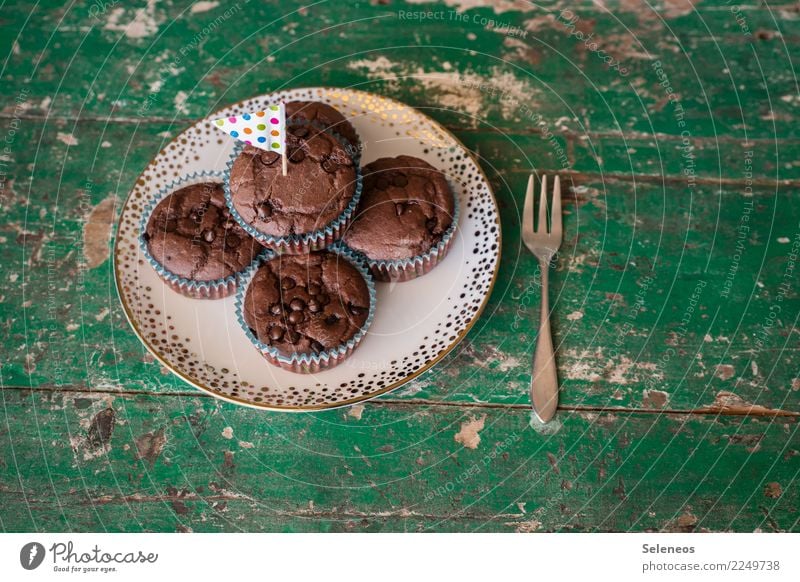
xmin=1 ymin=0 xmax=798 ymax=532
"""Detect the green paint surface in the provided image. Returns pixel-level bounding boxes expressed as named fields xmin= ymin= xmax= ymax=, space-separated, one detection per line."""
xmin=0 ymin=0 xmax=798 ymax=532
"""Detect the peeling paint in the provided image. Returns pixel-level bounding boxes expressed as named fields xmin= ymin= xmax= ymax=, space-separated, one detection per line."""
xmin=506 ymin=518 xmax=542 ymax=532
xmin=697 ymin=391 xmax=796 ymax=416
xmin=174 ymin=91 xmax=189 ymax=115
xmin=135 ymin=428 xmax=166 ymax=464
xmin=564 ymin=349 xmax=661 ymax=385
xmin=764 ymin=482 xmax=783 ymax=499
xmin=566 ymin=310 xmax=584 ymax=321
xmin=71 ymin=407 xmax=116 ymax=461
xmin=662 ymin=0 xmax=702 ymax=19
xmin=496 ymin=354 xmax=521 ymax=372
xmin=546 ymin=452 xmax=560 ymax=475
xmin=346 ymin=56 xmax=540 ymax=125
xmin=665 ymin=510 xmax=699 ymax=532
xmin=190 ymin=1 xmax=220 ymax=13
xmin=57 ymin=132 xmax=78 ymax=146
xmin=404 ymin=0 xmax=534 ymax=14
xmin=347 ymin=404 xmax=365 ymax=420
xmin=83 ymin=196 xmax=116 ymax=269
xmin=104 ymin=0 xmax=161 ymax=39
xmin=455 ymin=414 xmax=487 ymax=449
xmin=715 ymin=364 xmax=736 ymax=381
xmin=642 ymin=389 xmax=669 ymax=409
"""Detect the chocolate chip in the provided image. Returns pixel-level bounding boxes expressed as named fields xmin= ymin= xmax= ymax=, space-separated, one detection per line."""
xmin=260 ymin=151 xmax=280 ymax=165
xmin=192 ymin=204 xmax=208 ymax=222
xmin=202 ymin=229 xmax=216 ymax=243
xmin=349 ymin=304 xmax=366 ymax=316
xmin=426 ymin=217 xmax=438 ymax=232
xmin=325 ymin=314 xmax=339 ymax=325
xmin=317 ymin=293 xmax=330 ymax=305
xmin=321 ymin=158 xmax=339 ymax=173
xmin=308 ymin=299 xmax=321 ymax=313
xmin=281 ymin=277 xmax=296 ymax=290
xmin=289 ymin=148 xmax=306 ymax=163
xmin=269 ymin=303 xmax=283 ymax=315
xmin=311 ymin=341 xmax=325 ymax=353
xmin=291 ymin=126 xmax=309 ymax=138
xmin=257 ymin=203 xmax=272 ymax=219
xmin=392 ymin=174 xmax=408 ymax=187
xmin=286 ymin=330 xmax=301 ymax=344
xmin=375 ymin=177 xmax=390 ymax=190
xmin=308 ymin=283 xmax=322 ymax=296
xmin=288 ymin=311 xmax=304 ymax=324
xmin=395 ymin=203 xmax=406 ymax=216
xmin=225 ymin=234 xmax=241 ymax=249
xmin=289 ymin=298 xmax=306 ymax=311
xmin=268 ymin=325 xmax=285 ymax=341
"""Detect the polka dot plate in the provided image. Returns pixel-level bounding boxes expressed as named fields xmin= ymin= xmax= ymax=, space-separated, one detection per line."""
xmin=114 ymin=87 xmax=501 ymax=410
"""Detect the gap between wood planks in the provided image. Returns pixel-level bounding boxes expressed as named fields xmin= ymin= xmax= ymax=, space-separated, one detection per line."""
xmin=2 ymin=384 xmax=797 ymax=417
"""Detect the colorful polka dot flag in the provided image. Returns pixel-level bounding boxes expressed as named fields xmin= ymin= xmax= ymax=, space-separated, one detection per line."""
xmin=213 ymin=103 xmax=286 ymax=154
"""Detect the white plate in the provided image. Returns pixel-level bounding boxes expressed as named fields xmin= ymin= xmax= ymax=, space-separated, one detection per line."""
xmin=114 ymin=87 xmax=501 ymax=410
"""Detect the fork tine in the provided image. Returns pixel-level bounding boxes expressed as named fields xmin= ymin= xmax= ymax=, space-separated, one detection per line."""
xmin=551 ymin=175 xmax=562 ymax=236
xmin=539 ymin=174 xmax=548 ymax=233
xmin=523 ymin=174 xmax=535 ymax=237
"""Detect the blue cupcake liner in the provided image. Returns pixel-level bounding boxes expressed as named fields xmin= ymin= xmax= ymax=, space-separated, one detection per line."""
xmin=139 ymin=171 xmax=267 ymax=299
xmin=344 ymin=183 xmax=461 ymax=282
xmin=235 ymin=245 xmax=377 ymax=372
xmin=222 ymin=120 xmax=363 ymax=255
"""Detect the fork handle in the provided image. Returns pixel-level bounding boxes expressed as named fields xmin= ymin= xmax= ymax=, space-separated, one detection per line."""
xmin=532 ymin=258 xmax=559 ymax=423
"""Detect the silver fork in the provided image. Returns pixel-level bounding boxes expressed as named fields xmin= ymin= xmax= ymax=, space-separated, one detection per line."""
xmin=522 ymin=174 xmax=562 ymax=423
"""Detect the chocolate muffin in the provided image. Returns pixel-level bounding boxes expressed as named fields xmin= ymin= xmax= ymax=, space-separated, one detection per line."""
xmin=344 ymin=155 xmax=456 ymax=263
xmin=143 ymin=181 xmax=261 ymax=283
xmin=242 ymin=251 xmax=371 ymax=360
xmin=228 ymin=127 xmax=358 ymax=244
xmin=286 ymin=101 xmax=359 ymax=151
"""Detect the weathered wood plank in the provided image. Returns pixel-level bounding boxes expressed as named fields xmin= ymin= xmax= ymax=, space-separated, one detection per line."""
xmin=0 ymin=388 xmax=797 ymax=532
xmin=1 ymin=0 xmax=798 ymax=139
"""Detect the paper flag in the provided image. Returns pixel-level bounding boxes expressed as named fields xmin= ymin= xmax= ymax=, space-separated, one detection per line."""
xmin=213 ymin=104 xmax=286 ymax=153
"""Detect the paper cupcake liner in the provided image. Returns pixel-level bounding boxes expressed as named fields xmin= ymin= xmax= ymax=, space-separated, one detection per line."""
xmin=139 ymin=171 xmax=266 ymax=300
xmin=346 ymin=189 xmax=460 ymax=283
xmin=235 ymin=246 xmax=377 ymax=374
xmin=223 ymin=121 xmax=363 ymax=255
